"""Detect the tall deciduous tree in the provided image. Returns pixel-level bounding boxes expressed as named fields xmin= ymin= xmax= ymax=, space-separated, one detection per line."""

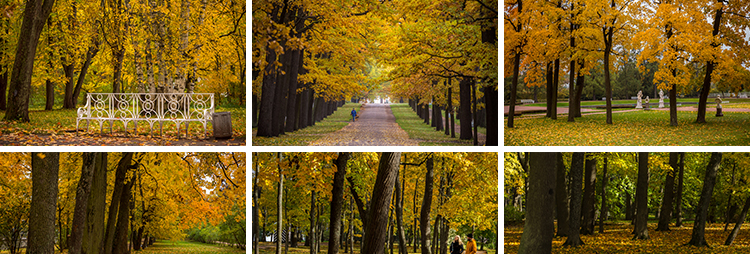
xmin=563 ymin=152 xmax=584 ymax=247
xmin=68 ymin=153 xmax=96 ymax=254
xmin=687 ymin=152 xmax=722 ymax=247
xmin=555 ymin=152 xmax=568 ymax=237
xmin=518 ymin=153 xmax=556 ymax=254
xmin=329 ymin=152 xmax=351 ymax=254
xmin=27 ymin=152 xmax=59 ymax=254
xmin=656 ymin=153 xmax=678 ymax=231
xmin=4 ymin=0 xmax=55 ymax=122
xmin=633 ymin=152 xmax=649 ymax=240
xmin=420 ymin=155 xmax=435 ymax=254
xmin=581 ymin=155 xmax=597 ymax=235
xmin=362 ymin=152 xmax=401 ymax=254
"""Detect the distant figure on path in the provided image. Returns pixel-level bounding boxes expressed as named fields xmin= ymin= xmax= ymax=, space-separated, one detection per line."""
xmin=465 ymin=233 xmax=477 ymax=254
xmin=351 ymin=108 xmax=357 ymax=122
xmin=450 ymin=236 xmax=464 ymax=254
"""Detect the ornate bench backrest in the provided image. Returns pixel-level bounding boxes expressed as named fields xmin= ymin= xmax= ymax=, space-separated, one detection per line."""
xmin=84 ymin=93 xmax=214 ymax=121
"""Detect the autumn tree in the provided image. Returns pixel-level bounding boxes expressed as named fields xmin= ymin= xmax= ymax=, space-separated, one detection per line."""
xmin=518 ymin=153 xmax=556 ymax=254
xmin=687 ymin=152 xmax=722 ymax=247
xmin=563 ymin=152 xmax=584 ymax=247
xmin=27 ymin=152 xmax=59 ymax=254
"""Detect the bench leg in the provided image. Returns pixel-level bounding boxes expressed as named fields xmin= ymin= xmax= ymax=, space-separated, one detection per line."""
xmin=86 ymin=120 xmax=90 ymax=132
xmin=202 ymin=122 xmax=207 ymax=139
xmin=109 ymin=120 xmax=113 ymax=134
xmin=76 ymin=119 xmax=79 ymax=135
xmin=159 ymin=122 xmax=163 ymax=137
xmin=134 ymin=121 xmax=138 ymax=136
xmin=185 ymin=122 xmax=189 ymax=138
xmin=175 ymin=123 xmax=181 ymax=139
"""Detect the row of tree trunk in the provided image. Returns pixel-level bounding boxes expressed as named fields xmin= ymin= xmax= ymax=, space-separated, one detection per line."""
xmin=519 ymin=152 xmax=731 ymax=253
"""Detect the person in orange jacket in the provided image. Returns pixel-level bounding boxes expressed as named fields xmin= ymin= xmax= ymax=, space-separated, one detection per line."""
xmin=465 ymin=233 xmax=477 ymax=254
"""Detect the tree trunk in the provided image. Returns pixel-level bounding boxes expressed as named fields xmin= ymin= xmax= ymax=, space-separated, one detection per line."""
xmin=277 ymin=153 xmax=284 ymax=254
xmin=604 ymin=24 xmax=614 ymax=124
xmin=555 ymin=153 xmax=568 ymax=237
xmin=657 ymin=153 xmax=678 ymax=231
xmin=420 ymin=155 xmax=435 ymax=254
xmin=599 ymin=157 xmax=608 ymax=233
xmin=27 ymin=152 xmax=59 ymax=254
xmin=567 ymin=17 xmax=577 ymax=123
xmin=83 ymin=153 xmax=107 ymax=254
xmin=459 ymin=77 xmax=473 ymax=139
xmin=71 ymin=44 xmax=99 ymax=108
xmin=4 ymin=0 xmax=55 ymax=122
xmin=361 ymin=152 xmax=401 ymax=254
xmin=257 ymin=43 xmax=279 ymax=137
xmin=696 ymin=5 xmax=724 ymax=123
xmin=518 ymin=153 xmax=557 ymax=254
xmin=675 ymin=152 xmax=685 ymax=227
xmin=633 ymin=152 xmax=650 ymax=240
xmin=329 ymin=153 xmax=351 ymax=254
xmin=0 ymin=64 xmax=7 ymax=110
xmin=45 ymin=79 xmax=54 ymax=110
xmin=445 ymin=84 xmax=451 ymax=136
xmin=69 ymin=153 xmax=96 ymax=254
xmin=310 ymin=189 xmax=317 ymax=254
xmin=573 ymin=63 xmax=585 ymax=118
xmin=725 ymin=196 xmax=750 ymax=245
xmin=471 ymin=82 xmax=478 ymax=145
xmin=103 ymin=153 xmax=133 ymax=254
xmin=581 ymin=155 xmax=597 ymax=235
xmin=687 ymin=152 xmax=722 ymax=247
xmin=285 ymin=48 xmax=302 ymax=132
xmin=395 ymin=171 xmax=408 ymax=254
xmin=546 ymin=62 xmax=554 ymax=118
xmin=272 ymin=50 xmax=290 ymax=136
xmin=563 ymin=152 xmax=584 ymax=246
xmin=62 ymin=61 xmax=76 ymax=109
xmin=508 ymin=0 xmax=522 ymax=128
xmin=112 ymin=175 xmax=134 ymax=254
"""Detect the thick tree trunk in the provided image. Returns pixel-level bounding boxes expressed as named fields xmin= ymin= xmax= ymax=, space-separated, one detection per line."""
xmin=285 ymin=48 xmax=301 ymax=132
xmin=102 ymin=153 xmax=133 ymax=254
xmin=83 ymin=153 xmax=107 ymax=254
xmin=420 ymin=156 xmax=435 ymax=254
xmin=581 ymin=155 xmax=597 ymax=235
xmin=546 ymin=62 xmax=554 ymax=118
xmin=459 ymin=77 xmax=473 ymax=139
xmin=272 ymin=50 xmax=290 ymax=136
xmin=675 ymin=152 xmax=685 ymax=227
xmin=508 ymin=0 xmax=522 ymax=128
xmin=472 ymin=82 xmax=478 ymax=145
xmin=563 ymin=153 xmax=584 ymax=246
xmin=69 ymin=153 xmax=96 ymax=254
xmin=71 ymin=44 xmax=99 ymax=108
xmin=0 ymin=69 xmax=7 ymax=110
xmin=445 ymin=84 xmax=451 ymax=136
xmin=604 ymin=26 xmax=613 ymax=124
xmin=4 ymin=0 xmax=55 ymax=122
xmin=634 ymin=152 xmax=650 ymax=240
xmin=27 ymin=152 xmax=59 ymax=254
xmin=555 ymin=153 xmax=568 ymax=237
xmin=687 ymin=152 xmax=722 ymax=247
xmin=329 ymin=153 xmax=352 ymax=254
xmin=62 ymin=62 xmax=76 ymax=109
xmin=573 ymin=64 xmax=585 ymax=118
xmin=112 ymin=176 xmax=134 ymax=254
xmin=696 ymin=5 xmax=724 ymax=124
xmin=45 ymin=79 xmax=54 ymax=110
xmin=657 ymin=153 xmax=678 ymax=231
xmin=725 ymin=196 xmax=750 ymax=245
xmin=485 ymin=84 xmax=498 ymax=145
xmin=518 ymin=153 xmax=557 ymax=254
xmin=361 ymin=152 xmax=401 ymax=254
xmin=395 ymin=172 xmax=408 ymax=254
xmin=111 ymin=50 xmax=124 ymax=93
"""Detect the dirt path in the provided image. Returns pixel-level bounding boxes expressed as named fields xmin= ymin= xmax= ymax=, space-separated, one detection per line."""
xmin=309 ymin=103 xmax=418 ymax=146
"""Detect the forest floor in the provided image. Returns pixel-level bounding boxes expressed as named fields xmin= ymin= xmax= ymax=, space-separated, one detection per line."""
xmin=254 ymin=242 xmax=496 ymax=254
xmin=390 ymin=104 xmax=485 ymax=146
xmin=309 ymin=103 xmax=418 ymax=146
xmin=0 ymin=107 xmax=246 ymax=146
xmin=505 ymin=221 xmax=750 ymax=253
xmin=504 ymin=109 xmax=750 ymax=146
xmin=139 ymin=240 xmax=244 ymax=253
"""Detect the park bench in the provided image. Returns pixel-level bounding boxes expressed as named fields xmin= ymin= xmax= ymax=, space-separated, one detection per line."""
xmin=520 ymin=99 xmax=535 ymax=104
xmin=76 ymin=93 xmax=214 ymax=138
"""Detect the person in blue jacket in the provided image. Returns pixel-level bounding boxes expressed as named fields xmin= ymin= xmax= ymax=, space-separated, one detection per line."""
xmin=351 ymin=108 xmax=357 ymax=122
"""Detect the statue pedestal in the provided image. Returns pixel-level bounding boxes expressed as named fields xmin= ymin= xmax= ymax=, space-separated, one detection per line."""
xmin=716 ymin=107 xmax=724 ymax=117
xmin=659 ymin=99 xmax=665 ymax=108
xmin=635 ymin=101 xmax=643 ymax=109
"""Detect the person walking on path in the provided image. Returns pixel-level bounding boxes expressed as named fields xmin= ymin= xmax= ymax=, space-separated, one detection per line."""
xmin=465 ymin=233 xmax=477 ymax=254
xmin=351 ymin=108 xmax=357 ymax=122
xmin=450 ymin=235 xmax=464 ymax=254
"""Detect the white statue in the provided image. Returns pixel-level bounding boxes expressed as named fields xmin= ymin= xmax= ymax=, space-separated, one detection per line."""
xmin=659 ymin=89 xmax=665 ymax=108
xmin=715 ymin=95 xmax=723 ymax=109
xmin=635 ymin=90 xmax=643 ymax=109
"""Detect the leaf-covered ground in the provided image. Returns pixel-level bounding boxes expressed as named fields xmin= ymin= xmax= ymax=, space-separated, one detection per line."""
xmin=505 ymin=221 xmax=750 ymax=253
xmin=139 ymin=240 xmax=244 ymax=253
xmin=0 ymin=107 xmax=246 ymax=146
xmin=390 ymin=103 xmax=485 ymax=146
xmin=505 ymin=109 xmax=750 ymax=146
xmin=254 ymin=242 xmax=496 ymax=254
xmin=251 ymin=102 xmax=357 ymax=146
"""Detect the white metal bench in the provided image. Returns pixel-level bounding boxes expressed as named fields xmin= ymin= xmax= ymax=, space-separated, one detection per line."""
xmin=76 ymin=93 xmax=214 ymax=138
xmin=520 ymin=99 xmax=535 ymax=104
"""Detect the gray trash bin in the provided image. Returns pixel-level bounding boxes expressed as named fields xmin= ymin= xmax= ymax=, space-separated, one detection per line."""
xmin=212 ymin=112 xmax=232 ymax=139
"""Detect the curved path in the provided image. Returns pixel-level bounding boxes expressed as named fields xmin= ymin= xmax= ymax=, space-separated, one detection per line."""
xmin=309 ymin=103 xmax=418 ymax=146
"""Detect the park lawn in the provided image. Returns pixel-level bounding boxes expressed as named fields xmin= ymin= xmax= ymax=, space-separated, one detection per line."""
xmin=390 ymin=103 xmax=478 ymax=146
xmin=139 ymin=240 xmax=244 ymax=253
xmin=0 ymin=106 xmax=246 ymax=139
xmin=521 ymin=98 xmax=750 ymax=108
xmin=505 ymin=221 xmax=750 ymax=253
xmin=251 ymin=102 xmax=358 ymax=146
xmin=505 ymin=109 xmax=750 ymax=146
xmin=255 ymin=241 xmax=496 ymax=254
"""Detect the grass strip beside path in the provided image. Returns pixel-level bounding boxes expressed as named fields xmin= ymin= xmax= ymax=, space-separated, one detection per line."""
xmin=505 ymin=110 xmax=750 ymax=146
xmin=140 ymin=240 xmax=244 ymax=254
xmin=252 ymin=102 xmax=358 ymax=146
xmin=390 ymin=103 xmax=477 ymax=146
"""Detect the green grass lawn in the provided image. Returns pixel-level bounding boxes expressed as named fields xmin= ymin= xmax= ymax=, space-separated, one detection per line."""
xmin=251 ymin=102 xmax=358 ymax=146
xmin=254 ymin=241 xmax=496 ymax=254
xmin=0 ymin=106 xmax=246 ymax=138
xmin=505 ymin=109 xmax=750 ymax=146
xmin=522 ymin=98 xmax=750 ymax=108
xmin=139 ymin=240 xmax=244 ymax=253
xmin=390 ymin=103 xmax=482 ymax=146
